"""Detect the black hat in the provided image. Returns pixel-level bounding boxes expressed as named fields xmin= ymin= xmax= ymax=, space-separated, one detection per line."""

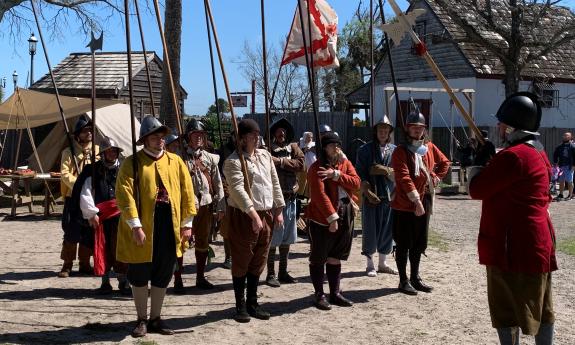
xmin=238 ymin=119 xmax=260 ymax=138
xmin=496 ymin=92 xmax=541 ymax=132
xmin=270 ymin=118 xmax=295 ymax=143
xmin=480 ymin=130 xmax=489 ymax=138
xmin=321 ymin=132 xmax=341 ymax=147
xmin=74 ymin=114 xmax=92 ymax=135
xmin=406 ymin=111 xmax=426 ymax=127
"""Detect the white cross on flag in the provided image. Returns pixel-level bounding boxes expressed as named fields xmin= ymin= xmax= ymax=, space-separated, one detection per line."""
xmin=281 ymin=0 xmax=339 ymax=69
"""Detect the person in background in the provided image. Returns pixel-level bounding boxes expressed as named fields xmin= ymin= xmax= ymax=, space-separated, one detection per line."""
xmin=165 ymin=133 xmax=181 ymax=155
xmin=552 ymin=131 xmax=575 ymax=201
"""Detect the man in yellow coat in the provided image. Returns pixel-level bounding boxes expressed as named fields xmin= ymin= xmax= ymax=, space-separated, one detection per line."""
xmin=115 ymin=116 xmax=196 ymax=338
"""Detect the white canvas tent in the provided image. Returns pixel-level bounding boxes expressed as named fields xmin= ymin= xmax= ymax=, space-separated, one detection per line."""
xmin=0 ymin=88 xmax=140 ymax=173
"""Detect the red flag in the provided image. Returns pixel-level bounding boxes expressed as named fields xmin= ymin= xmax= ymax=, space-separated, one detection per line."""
xmin=281 ymin=0 xmax=339 ymax=68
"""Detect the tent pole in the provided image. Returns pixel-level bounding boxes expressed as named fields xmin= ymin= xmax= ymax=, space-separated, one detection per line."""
xmin=12 ymin=129 xmax=23 ymax=170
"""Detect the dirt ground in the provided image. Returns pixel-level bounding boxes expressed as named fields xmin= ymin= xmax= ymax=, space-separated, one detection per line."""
xmin=0 ymin=194 xmax=573 ymax=345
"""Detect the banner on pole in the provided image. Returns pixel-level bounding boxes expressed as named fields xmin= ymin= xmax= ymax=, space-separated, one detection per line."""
xmin=281 ymin=0 xmax=339 ymax=68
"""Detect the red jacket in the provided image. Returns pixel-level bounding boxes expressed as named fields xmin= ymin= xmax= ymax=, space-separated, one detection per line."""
xmin=469 ymin=142 xmax=558 ymax=274
xmin=391 ymin=142 xmax=450 ymax=212
xmin=305 ymin=158 xmax=360 ymax=226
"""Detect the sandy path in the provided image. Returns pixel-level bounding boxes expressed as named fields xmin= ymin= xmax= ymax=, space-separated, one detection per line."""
xmin=0 ymin=195 xmax=573 ymax=345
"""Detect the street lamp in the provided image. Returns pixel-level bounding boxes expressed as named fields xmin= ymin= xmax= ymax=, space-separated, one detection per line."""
xmin=12 ymin=71 xmax=18 ymax=91
xmin=28 ymin=33 xmax=38 ymax=87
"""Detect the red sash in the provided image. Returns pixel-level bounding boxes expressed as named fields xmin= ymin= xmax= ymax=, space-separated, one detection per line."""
xmin=93 ymin=199 xmax=121 ymax=276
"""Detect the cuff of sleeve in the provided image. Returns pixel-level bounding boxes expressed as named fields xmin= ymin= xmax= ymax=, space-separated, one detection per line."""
xmin=326 ymin=213 xmax=339 ymax=224
xmin=181 ymin=216 xmax=194 ymax=228
xmin=332 ymin=170 xmax=341 ymax=181
xmin=243 ymin=205 xmax=255 ymax=214
xmin=407 ymin=190 xmax=420 ymax=202
xmin=82 ymin=208 xmax=99 ymax=220
xmin=126 ymin=218 xmax=142 ymax=229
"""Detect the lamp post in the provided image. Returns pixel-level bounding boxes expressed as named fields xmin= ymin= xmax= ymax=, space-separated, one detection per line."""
xmin=28 ymin=33 xmax=38 ymax=87
xmin=12 ymin=71 xmax=18 ymax=92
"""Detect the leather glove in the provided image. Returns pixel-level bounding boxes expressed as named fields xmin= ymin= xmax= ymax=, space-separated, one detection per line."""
xmin=370 ymin=164 xmax=392 ymax=176
xmin=361 ymin=181 xmax=381 ymax=205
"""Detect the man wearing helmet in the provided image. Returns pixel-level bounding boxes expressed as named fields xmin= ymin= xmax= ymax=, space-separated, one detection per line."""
xmin=266 ymin=118 xmax=305 ymax=287
xmin=164 ymin=133 xmax=181 ymax=155
xmin=391 ymin=111 xmax=450 ymax=295
xmin=115 ymin=115 xmax=196 ymax=337
xmin=58 ymin=114 xmax=99 ymax=278
xmin=177 ymin=118 xmax=225 ymax=292
xmin=72 ymin=136 xmax=130 ymax=295
xmin=468 ymin=93 xmax=556 ymax=345
xmin=356 ymin=116 xmax=398 ymax=277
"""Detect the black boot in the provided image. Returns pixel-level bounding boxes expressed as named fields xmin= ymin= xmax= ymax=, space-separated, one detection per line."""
xmin=409 ymin=251 xmax=433 ymax=293
xmin=278 ymin=245 xmax=297 ymax=284
xmin=309 ymin=264 xmax=330 ymax=310
xmin=326 ymin=263 xmax=352 ymax=307
xmin=266 ymin=247 xmax=280 ymax=287
xmin=246 ymin=273 xmax=270 ymax=320
xmin=232 ymin=276 xmax=250 ymax=323
xmin=396 ymin=248 xmax=417 ymax=295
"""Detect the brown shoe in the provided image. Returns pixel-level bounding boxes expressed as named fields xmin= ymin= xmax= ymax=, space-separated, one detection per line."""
xmin=131 ymin=318 xmax=147 ymax=338
xmin=58 ymin=262 xmax=72 ymax=278
xmin=147 ymin=317 xmax=174 ymax=335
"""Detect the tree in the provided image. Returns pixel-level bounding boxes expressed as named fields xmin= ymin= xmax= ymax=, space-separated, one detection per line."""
xmin=1 ymin=0 xmax=121 ymax=40
xmin=159 ymin=0 xmax=182 ymax=129
xmin=432 ymin=0 xmax=575 ymax=96
xmin=238 ymin=40 xmax=313 ymax=113
xmin=202 ymin=98 xmax=231 ymax=148
xmin=207 ymin=98 xmax=230 ymax=115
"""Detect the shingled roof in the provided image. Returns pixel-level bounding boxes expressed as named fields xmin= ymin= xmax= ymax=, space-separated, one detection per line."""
xmin=31 ymin=51 xmax=172 ymax=96
xmin=425 ymin=0 xmax=575 ymax=80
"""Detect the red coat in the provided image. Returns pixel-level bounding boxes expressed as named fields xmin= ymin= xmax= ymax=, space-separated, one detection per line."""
xmin=391 ymin=142 xmax=450 ymax=212
xmin=305 ymin=158 xmax=360 ymax=226
xmin=469 ymin=142 xmax=558 ymax=274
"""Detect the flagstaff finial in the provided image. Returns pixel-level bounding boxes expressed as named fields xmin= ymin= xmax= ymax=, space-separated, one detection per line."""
xmin=86 ymin=31 xmax=104 ymax=53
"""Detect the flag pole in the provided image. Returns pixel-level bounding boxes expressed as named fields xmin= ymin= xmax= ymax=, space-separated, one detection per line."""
xmin=271 ymin=11 xmax=297 ymax=110
xmin=133 ymin=0 xmax=156 ymax=118
xmin=30 ymin=0 xmax=79 ymax=172
xmin=205 ymin=0 xmax=253 ymax=199
xmin=297 ymin=0 xmax=323 ymax=162
xmin=124 ymin=0 xmax=140 ymax=208
xmin=204 ymin=2 xmax=224 ymax=148
xmin=369 ymin=0 xmax=375 ymax=127
xmin=260 ymin=0 xmax=272 ymax=151
xmin=378 ymin=0 xmax=404 ymax=132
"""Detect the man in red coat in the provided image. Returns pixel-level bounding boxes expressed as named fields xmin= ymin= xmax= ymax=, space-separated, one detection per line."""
xmin=469 ymin=92 xmax=556 ymax=345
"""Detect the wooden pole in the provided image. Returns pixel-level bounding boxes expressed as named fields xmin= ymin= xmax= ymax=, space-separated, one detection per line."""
xmin=30 ymin=0 xmax=79 ymax=172
xmin=134 ymin=0 xmax=157 ymax=117
xmin=90 ymin=50 xmax=97 ymax=192
xmin=205 ymin=0 xmax=253 ymax=198
xmin=387 ymin=0 xmax=484 ymax=143
xmin=152 ymin=0 xmax=186 ymax=154
xmin=369 ymin=0 xmax=375 ymax=126
xmin=203 ymin=4 xmax=224 ymax=147
xmin=124 ymin=0 xmax=140 ymax=208
xmin=260 ymin=0 xmax=272 ymax=151
xmin=297 ymin=0 xmax=323 ymax=162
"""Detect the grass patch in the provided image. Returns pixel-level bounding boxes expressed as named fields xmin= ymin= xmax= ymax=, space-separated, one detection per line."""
xmin=428 ymin=230 xmax=449 ymax=252
xmin=134 ymin=340 xmax=159 ymax=345
xmin=557 ymin=237 xmax=575 ymax=256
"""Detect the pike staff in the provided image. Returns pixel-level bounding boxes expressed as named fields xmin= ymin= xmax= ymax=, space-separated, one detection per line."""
xmin=30 ymin=0 xmax=79 ymax=172
xmin=204 ymin=0 xmax=253 ymax=198
xmin=87 ymin=31 xmax=103 ymax=192
xmin=260 ymin=0 xmax=272 ymax=151
xmin=133 ymin=0 xmax=156 ymax=118
xmin=203 ymin=2 xmax=224 ymax=147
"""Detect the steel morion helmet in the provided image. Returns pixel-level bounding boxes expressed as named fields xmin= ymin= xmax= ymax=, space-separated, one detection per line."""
xmin=137 ymin=115 xmax=170 ymax=146
xmin=374 ymin=115 xmax=394 ymax=131
xmin=74 ymin=114 xmax=92 ymax=135
xmin=496 ymin=92 xmax=542 ymax=133
xmin=185 ymin=118 xmax=205 ymax=134
xmin=98 ymin=136 xmax=123 ymax=155
xmin=405 ymin=111 xmax=426 ymax=127
xmin=319 ymin=124 xmax=332 ymax=134
xmin=165 ymin=134 xmax=179 ymax=146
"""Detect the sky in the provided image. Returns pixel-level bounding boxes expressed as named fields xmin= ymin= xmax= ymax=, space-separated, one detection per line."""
xmin=1 ymin=0 xmax=574 ymax=117
xmin=0 ymin=0 xmax=410 ymax=116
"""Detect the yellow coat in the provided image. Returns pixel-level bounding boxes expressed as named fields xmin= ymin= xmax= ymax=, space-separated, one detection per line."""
xmin=60 ymin=142 xmax=99 ymax=197
xmin=115 ymin=150 xmax=196 ymax=263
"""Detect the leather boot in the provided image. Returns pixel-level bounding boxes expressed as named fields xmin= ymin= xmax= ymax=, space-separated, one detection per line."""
xmin=232 ymin=276 xmax=250 ymax=323
xmin=326 ymin=263 xmax=352 ymax=307
xmin=173 ymin=257 xmax=185 ymax=294
xmin=147 ymin=317 xmax=174 ymax=335
xmin=278 ymin=245 xmax=297 ymax=284
xmin=78 ymin=244 xmax=93 ymax=275
xmin=195 ymin=250 xmax=214 ymax=289
xmin=246 ymin=273 xmax=270 ymax=320
xmin=266 ymin=247 xmax=280 ymax=287
xmin=131 ymin=318 xmax=147 ymax=338
xmin=409 ymin=251 xmax=433 ymax=292
xmin=309 ymin=264 xmax=330 ymax=310
xmin=58 ymin=261 xmax=73 ymax=278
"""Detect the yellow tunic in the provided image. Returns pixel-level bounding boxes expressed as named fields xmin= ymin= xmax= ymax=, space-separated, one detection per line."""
xmin=115 ymin=150 xmax=196 ymax=263
xmin=60 ymin=142 xmax=99 ymax=197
